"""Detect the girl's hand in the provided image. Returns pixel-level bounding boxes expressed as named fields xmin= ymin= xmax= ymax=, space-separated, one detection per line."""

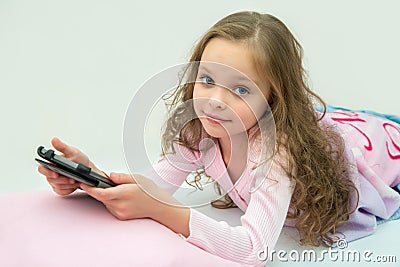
xmin=80 ymin=173 xmax=181 ymax=220
xmin=37 ymin=137 xmax=92 ymax=196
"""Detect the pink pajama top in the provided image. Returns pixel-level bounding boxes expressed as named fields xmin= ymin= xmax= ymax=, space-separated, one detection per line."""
xmin=143 ymin=110 xmax=400 ymax=266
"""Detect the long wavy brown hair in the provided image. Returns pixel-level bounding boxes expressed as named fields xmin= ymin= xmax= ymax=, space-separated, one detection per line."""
xmin=161 ymin=11 xmax=358 ymax=247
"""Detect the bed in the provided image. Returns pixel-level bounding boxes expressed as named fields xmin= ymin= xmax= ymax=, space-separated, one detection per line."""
xmin=0 ymin=189 xmax=398 ymax=267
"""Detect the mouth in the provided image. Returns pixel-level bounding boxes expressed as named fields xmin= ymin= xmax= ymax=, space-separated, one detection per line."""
xmin=203 ymin=112 xmax=230 ymax=124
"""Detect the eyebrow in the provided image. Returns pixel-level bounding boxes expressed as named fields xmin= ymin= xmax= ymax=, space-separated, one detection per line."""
xmin=198 ymin=65 xmax=261 ymax=88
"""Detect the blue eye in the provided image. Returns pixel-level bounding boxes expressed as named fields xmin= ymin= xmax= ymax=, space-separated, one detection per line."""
xmin=200 ymin=76 xmax=215 ymax=85
xmin=234 ymin=86 xmax=249 ymax=95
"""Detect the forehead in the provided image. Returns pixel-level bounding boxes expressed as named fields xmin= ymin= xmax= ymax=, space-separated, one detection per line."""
xmin=200 ymin=38 xmax=265 ymax=89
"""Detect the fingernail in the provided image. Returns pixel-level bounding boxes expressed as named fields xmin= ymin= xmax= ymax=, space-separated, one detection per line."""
xmin=112 ymin=173 xmax=120 ymax=180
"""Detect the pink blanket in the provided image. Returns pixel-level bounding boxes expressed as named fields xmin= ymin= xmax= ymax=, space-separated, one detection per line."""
xmin=0 ymin=190 xmax=243 ymax=267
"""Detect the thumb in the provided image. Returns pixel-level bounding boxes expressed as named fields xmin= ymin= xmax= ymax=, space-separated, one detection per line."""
xmin=109 ymin=172 xmax=136 ymax=185
xmin=51 ymin=137 xmax=75 ymax=156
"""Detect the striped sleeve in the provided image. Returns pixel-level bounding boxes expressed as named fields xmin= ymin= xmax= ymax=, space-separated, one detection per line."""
xmin=141 ymin=144 xmax=201 ymax=195
xmin=181 ymin=161 xmax=295 ymax=266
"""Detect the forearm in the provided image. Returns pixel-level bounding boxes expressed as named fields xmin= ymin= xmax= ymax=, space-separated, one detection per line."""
xmin=151 ymin=203 xmax=191 ymax=238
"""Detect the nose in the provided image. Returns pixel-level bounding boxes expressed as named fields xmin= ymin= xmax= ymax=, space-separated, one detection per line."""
xmin=207 ymin=86 xmax=228 ymax=110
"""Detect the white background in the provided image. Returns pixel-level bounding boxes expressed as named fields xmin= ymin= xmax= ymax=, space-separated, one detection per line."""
xmin=1 ymin=0 xmax=399 ymax=192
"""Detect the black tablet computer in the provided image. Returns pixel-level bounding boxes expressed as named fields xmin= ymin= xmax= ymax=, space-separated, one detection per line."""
xmin=35 ymin=146 xmax=116 ymax=188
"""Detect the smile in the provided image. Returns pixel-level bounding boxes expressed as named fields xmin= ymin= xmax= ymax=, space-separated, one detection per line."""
xmin=203 ymin=112 xmax=230 ymax=124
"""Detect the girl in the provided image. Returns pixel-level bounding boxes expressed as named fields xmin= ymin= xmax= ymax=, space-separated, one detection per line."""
xmin=38 ymin=11 xmax=400 ymax=266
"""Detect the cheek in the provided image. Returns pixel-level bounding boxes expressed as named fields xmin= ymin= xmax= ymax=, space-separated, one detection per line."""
xmin=192 ymin=84 xmax=203 ymax=99
xmin=253 ymin=103 xmax=268 ymax=121
xmin=192 ymin=86 xmax=203 ymax=114
xmin=245 ymin=97 xmax=268 ymax=117
xmin=233 ymin=104 xmax=256 ymax=124
xmin=192 ymin=85 xmax=198 ymax=98
xmin=234 ymin=101 xmax=265 ymax=128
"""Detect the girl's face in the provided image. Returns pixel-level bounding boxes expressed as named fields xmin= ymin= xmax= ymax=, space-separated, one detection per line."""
xmin=193 ymin=38 xmax=270 ymax=139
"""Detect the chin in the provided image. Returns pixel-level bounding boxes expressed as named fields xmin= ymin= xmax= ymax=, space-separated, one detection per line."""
xmin=202 ymin=127 xmax=225 ymax=138
xmin=201 ymin=123 xmax=228 ymax=139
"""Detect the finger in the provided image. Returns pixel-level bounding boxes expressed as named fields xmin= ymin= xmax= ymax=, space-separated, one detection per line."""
xmin=53 ymin=188 xmax=78 ymax=196
xmin=51 ymin=137 xmax=76 ymax=157
xmin=38 ymin=165 xmax=59 ymax=178
xmin=102 ymin=184 xmax=140 ymax=200
xmin=50 ymin=183 xmax=80 ymax=190
xmin=109 ymin=172 xmax=136 ymax=185
xmin=80 ymin=183 xmax=118 ymax=202
xmin=47 ymin=176 xmax=76 ymax=185
xmin=81 ymin=183 xmax=137 ymax=201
